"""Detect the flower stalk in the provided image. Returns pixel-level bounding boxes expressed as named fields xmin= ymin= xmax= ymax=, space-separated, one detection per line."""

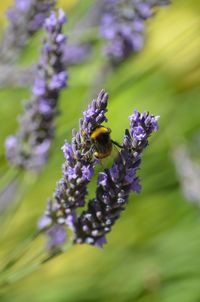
xmin=100 ymin=0 xmax=170 ymax=61
xmin=39 ymin=90 xmax=159 ymax=248
xmin=5 ymin=9 xmax=68 ymax=172
xmin=0 ymin=0 xmax=55 ymax=63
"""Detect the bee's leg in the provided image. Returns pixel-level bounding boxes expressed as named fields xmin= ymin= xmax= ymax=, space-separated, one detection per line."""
xmin=111 ymin=140 xmax=123 ymax=149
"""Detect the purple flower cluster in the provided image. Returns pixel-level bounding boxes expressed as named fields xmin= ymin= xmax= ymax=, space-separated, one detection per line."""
xmin=100 ymin=0 xmax=169 ymax=61
xmin=5 ymin=9 xmax=67 ymax=171
xmin=39 ymin=89 xmax=109 ymax=249
xmin=39 ymin=90 xmax=159 ymax=249
xmin=0 ymin=0 xmax=55 ymax=63
xmin=74 ymin=110 xmax=159 ymax=246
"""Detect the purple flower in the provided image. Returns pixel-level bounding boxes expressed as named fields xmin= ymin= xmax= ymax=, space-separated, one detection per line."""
xmin=32 ymin=79 xmax=46 ymax=96
xmin=5 ymin=10 xmax=67 ymax=171
xmin=46 ymin=225 xmax=67 ymax=250
xmin=5 ymin=136 xmax=18 ymax=162
xmin=56 ymin=33 xmax=66 ymax=44
xmin=0 ymin=0 xmax=55 ymax=63
xmin=129 ymin=110 xmax=159 ymax=145
xmin=44 ymin=11 xmax=57 ymax=31
xmin=67 ymin=167 xmax=78 ymax=181
xmin=133 ymin=19 xmax=145 ymax=32
xmin=33 ymin=140 xmax=51 ymax=156
xmin=15 ymin=0 xmax=32 ymax=12
xmin=62 ymin=142 xmax=73 ymax=162
xmin=38 ymin=99 xmax=53 ymax=114
xmin=5 ymin=136 xmax=17 ymax=151
xmin=74 ymin=110 xmax=159 ymax=246
xmin=49 ymin=71 xmax=67 ymax=90
xmin=39 ymin=91 xmax=159 ymax=249
xmin=39 ymin=90 xmax=109 ymax=249
xmin=132 ymin=125 xmax=146 ymax=141
xmin=81 ymin=165 xmax=94 ymax=181
xmin=110 ymin=163 xmax=119 ymax=181
xmin=38 ymin=215 xmax=52 ymax=229
xmin=58 ymin=8 xmax=67 ymax=25
xmin=130 ymin=177 xmax=141 ymax=193
xmin=137 ymin=2 xmax=152 ymax=18
xmin=81 ymin=89 xmax=108 ymax=134
xmin=98 ymin=173 xmax=108 ymax=187
xmin=95 ymin=236 xmax=107 ymax=248
xmin=100 ymin=0 xmax=170 ymax=61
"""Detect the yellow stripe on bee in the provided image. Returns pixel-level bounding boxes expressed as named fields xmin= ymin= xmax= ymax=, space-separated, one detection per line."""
xmin=90 ymin=127 xmax=109 ymax=140
xmin=94 ymin=150 xmax=112 ymax=159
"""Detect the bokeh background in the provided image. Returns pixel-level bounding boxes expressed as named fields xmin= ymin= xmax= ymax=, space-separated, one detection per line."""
xmin=0 ymin=0 xmax=200 ymax=301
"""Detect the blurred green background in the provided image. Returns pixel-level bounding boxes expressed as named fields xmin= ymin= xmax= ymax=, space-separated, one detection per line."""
xmin=0 ymin=0 xmax=200 ymax=301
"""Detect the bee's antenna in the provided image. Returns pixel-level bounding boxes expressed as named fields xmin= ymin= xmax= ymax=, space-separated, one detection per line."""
xmin=111 ymin=140 xmax=123 ymax=149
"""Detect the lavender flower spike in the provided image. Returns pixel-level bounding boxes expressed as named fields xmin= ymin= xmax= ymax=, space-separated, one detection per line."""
xmin=5 ymin=9 xmax=67 ymax=171
xmin=38 ymin=90 xmax=109 ymax=247
xmin=100 ymin=0 xmax=170 ymax=61
xmin=74 ymin=110 xmax=159 ymax=246
xmin=0 ymin=0 xmax=55 ymax=63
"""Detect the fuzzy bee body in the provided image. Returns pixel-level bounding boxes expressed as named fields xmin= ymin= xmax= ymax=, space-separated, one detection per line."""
xmin=90 ymin=126 xmax=113 ymax=159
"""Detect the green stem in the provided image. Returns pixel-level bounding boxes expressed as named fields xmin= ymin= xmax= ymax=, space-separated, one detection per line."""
xmin=0 ymin=243 xmax=73 ymax=288
xmin=0 ymin=171 xmax=38 ymax=238
xmin=0 ymin=231 xmax=40 ymax=273
xmin=0 ymin=168 xmax=20 ymax=192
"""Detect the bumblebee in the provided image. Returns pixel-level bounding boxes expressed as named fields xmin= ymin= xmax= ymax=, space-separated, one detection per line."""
xmin=90 ymin=125 xmax=121 ymax=159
